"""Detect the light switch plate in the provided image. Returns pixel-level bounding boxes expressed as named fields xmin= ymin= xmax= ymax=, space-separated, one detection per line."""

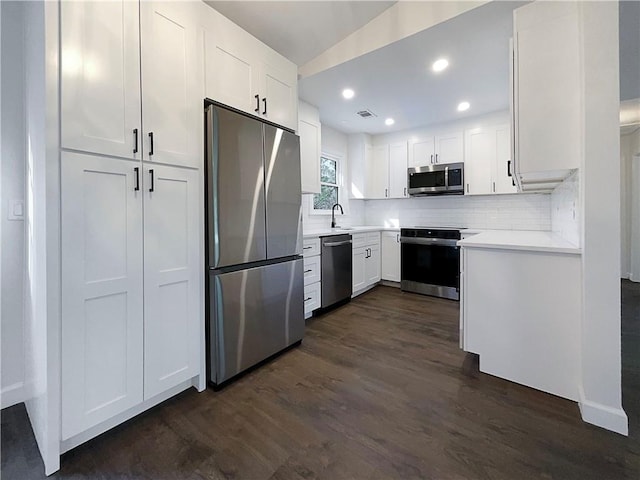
xmin=8 ymin=199 xmax=24 ymax=221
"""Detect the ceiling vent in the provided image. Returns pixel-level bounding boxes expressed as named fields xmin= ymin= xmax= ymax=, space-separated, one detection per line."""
xmin=356 ymin=109 xmax=377 ymax=118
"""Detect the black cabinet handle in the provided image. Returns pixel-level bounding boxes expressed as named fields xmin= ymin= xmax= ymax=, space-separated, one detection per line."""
xmin=303 ymin=246 xmax=313 ymax=250
xmin=134 ymin=167 xmax=140 ymax=191
xmin=148 ymin=132 xmax=154 ymax=156
xmin=430 ymin=154 xmax=434 ymax=163
xmin=403 ymin=187 xmax=407 ymax=197
xmin=262 ymin=97 xmax=267 ymax=115
xmin=396 ymin=234 xmax=400 ymax=243
xmin=435 ymin=153 xmax=438 ymax=163
xmin=149 ymin=169 xmax=154 ymax=192
xmin=507 ymin=160 xmax=512 ymax=177
xmin=304 ymin=297 xmax=312 ymax=302
xmin=385 ymin=188 xmax=388 ymax=198
xmin=304 ymin=269 xmax=312 ymax=273
xmin=133 ymin=128 xmax=138 ymax=154
xmin=254 ymin=94 xmax=260 ymax=113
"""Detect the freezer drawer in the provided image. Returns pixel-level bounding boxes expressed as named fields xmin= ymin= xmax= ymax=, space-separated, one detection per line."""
xmin=209 ymin=258 xmax=304 ymax=384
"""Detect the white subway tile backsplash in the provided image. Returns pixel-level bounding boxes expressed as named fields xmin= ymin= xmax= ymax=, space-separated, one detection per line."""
xmin=551 ymin=171 xmax=580 ymax=246
xmin=364 ymin=193 xmax=551 ymax=230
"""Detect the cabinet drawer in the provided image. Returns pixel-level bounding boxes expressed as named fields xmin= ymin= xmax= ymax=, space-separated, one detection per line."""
xmin=352 ymin=233 xmax=367 ymax=248
xmin=304 ymin=282 xmax=321 ymax=315
xmin=303 ymin=256 xmax=321 ymax=286
xmin=302 ymin=238 xmax=320 ymax=257
xmin=366 ymin=231 xmax=381 ymax=246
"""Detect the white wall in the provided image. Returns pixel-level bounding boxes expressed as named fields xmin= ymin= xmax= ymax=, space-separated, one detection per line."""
xmin=579 ymin=1 xmax=627 ymax=435
xmin=620 ymin=126 xmax=640 ymax=279
xmin=1 ymin=0 xmax=26 ymax=409
xmin=302 ymin=125 xmax=365 ymax=231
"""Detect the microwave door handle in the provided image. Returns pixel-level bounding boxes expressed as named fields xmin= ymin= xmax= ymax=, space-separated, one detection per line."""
xmin=444 ymin=166 xmax=449 ymax=189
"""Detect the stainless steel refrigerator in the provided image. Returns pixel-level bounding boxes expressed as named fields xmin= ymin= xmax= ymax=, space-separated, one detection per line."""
xmin=205 ymin=103 xmax=304 ymax=386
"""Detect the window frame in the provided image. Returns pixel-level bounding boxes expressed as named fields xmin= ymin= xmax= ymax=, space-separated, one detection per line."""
xmin=310 ymin=152 xmax=344 ymax=215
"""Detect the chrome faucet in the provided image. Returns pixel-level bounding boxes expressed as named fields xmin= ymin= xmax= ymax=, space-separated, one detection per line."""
xmin=331 ymin=203 xmax=344 ymax=228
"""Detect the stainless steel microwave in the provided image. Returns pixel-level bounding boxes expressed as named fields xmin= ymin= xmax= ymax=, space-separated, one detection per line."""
xmin=407 ymin=163 xmax=464 ymax=196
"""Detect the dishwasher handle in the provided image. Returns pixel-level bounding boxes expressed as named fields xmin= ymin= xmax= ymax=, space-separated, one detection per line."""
xmin=323 ymin=240 xmax=352 ymax=247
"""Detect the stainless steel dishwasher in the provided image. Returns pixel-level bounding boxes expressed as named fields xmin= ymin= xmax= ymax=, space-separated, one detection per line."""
xmin=321 ymin=234 xmax=353 ymax=308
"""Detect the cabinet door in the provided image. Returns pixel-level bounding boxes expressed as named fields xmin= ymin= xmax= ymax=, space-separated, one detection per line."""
xmin=366 ymin=244 xmax=381 ymax=285
xmin=143 ymin=165 xmax=200 ymax=399
xmin=61 ymin=0 xmax=141 ymax=160
xmin=464 ymin=127 xmax=494 ymax=195
xmin=298 ymin=101 xmax=321 ymax=194
xmin=352 ymin=247 xmax=367 ymax=293
xmin=494 ymin=124 xmax=517 ymax=194
xmin=202 ymin=10 xmax=260 ymax=116
xmin=381 ymin=231 xmax=401 ymax=282
xmin=388 ymin=142 xmax=408 ymax=198
xmin=140 ymin=1 xmax=200 ymax=168
xmin=514 ymin=2 xmax=580 ymax=174
xmin=435 ymin=131 xmax=464 ymax=164
xmin=408 ymin=136 xmax=435 ymax=168
xmin=61 ymin=152 xmax=143 ymax=440
xmin=369 ymin=145 xmax=390 ymax=199
xmin=261 ymin=61 xmax=298 ymax=131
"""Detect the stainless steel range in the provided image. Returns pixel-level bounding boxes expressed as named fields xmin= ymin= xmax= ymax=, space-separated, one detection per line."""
xmin=400 ymin=227 xmax=461 ymax=300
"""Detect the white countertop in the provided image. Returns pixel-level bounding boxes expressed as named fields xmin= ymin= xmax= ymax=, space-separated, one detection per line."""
xmin=303 ymin=225 xmax=398 ymax=238
xmin=457 ymin=230 xmax=581 ymax=254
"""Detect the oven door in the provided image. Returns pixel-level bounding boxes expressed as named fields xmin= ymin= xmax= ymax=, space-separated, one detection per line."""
xmin=400 ymin=239 xmax=460 ymax=300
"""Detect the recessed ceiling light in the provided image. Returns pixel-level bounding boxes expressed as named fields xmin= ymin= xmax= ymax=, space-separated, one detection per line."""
xmin=432 ymin=58 xmax=449 ymax=73
xmin=342 ymin=88 xmax=355 ymax=99
xmin=457 ymin=101 xmax=470 ymax=112
xmin=385 ymin=118 xmax=395 ymax=126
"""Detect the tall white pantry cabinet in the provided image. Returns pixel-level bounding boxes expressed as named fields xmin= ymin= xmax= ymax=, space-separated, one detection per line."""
xmin=60 ymin=0 xmax=202 ymax=442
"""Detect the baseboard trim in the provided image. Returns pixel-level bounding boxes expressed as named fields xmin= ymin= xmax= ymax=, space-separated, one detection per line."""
xmin=1 ymin=382 xmax=26 ymax=409
xmin=578 ymin=387 xmax=628 ymax=436
xmin=60 ymin=376 xmax=200 ymax=454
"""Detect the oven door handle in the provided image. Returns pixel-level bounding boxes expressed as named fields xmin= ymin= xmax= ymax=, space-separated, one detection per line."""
xmin=400 ymin=237 xmax=459 ymax=247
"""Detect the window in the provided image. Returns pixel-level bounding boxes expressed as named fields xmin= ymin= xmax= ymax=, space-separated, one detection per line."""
xmin=313 ymin=155 xmax=339 ymax=211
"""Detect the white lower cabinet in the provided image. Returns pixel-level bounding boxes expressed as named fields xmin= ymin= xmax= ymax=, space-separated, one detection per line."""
xmin=352 ymin=232 xmax=381 ymax=296
xmin=303 ymin=238 xmax=321 ymax=318
xmin=61 ymin=152 xmax=144 ymax=440
xmin=381 ymin=231 xmax=401 ymax=282
xmin=61 ymin=151 xmax=201 ymax=439
xmin=142 ymin=165 xmax=200 ymax=400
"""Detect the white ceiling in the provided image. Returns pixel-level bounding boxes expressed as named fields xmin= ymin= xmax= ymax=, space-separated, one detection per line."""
xmin=205 ymin=1 xmax=396 ymax=66
xmin=299 ymin=1 xmax=525 ymax=135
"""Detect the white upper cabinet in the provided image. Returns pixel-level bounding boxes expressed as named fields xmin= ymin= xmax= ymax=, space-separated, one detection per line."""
xmin=494 ymin=124 xmax=517 ymax=194
xmin=512 ymin=1 xmax=580 ymax=190
xmin=61 ymin=0 xmax=201 ymax=169
xmin=140 ymin=1 xmax=201 ymax=168
xmin=61 ymin=0 xmax=141 ymax=160
xmin=369 ymin=145 xmax=390 ymax=198
xmin=465 ymin=124 xmax=517 ymax=195
xmin=408 ymin=131 xmax=463 ymax=167
xmin=260 ymin=60 xmax=298 ymax=130
xmin=298 ymin=101 xmax=321 ymax=194
xmin=348 ymin=133 xmax=372 ymax=199
xmin=143 ymin=165 xmax=200 ymax=399
xmin=201 ymin=4 xmax=298 ymax=131
xmin=435 ymin=132 xmax=464 ymax=164
xmin=408 ymin=136 xmax=435 ymax=168
xmin=202 ymin=7 xmax=261 ymax=115
xmin=388 ymin=142 xmax=409 ymax=198
xmin=61 ymin=152 xmax=144 ymax=440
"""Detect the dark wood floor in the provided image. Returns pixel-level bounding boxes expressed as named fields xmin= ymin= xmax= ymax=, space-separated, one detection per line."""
xmin=3 ymin=283 xmax=640 ymax=479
